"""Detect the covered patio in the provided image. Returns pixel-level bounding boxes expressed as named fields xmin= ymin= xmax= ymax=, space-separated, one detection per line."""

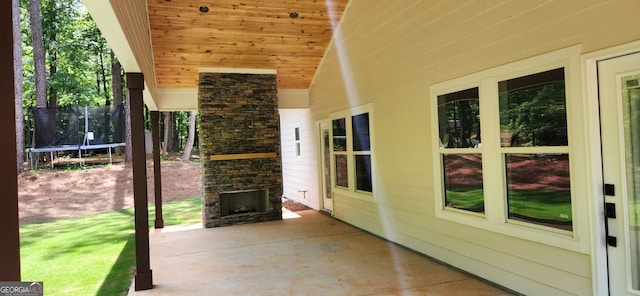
xmin=127 ymin=210 xmax=514 ymax=295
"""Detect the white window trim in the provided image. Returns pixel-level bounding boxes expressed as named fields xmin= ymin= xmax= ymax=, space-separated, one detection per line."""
xmin=430 ymin=45 xmax=590 ymax=253
xmin=329 ymin=104 xmax=375 ymax=201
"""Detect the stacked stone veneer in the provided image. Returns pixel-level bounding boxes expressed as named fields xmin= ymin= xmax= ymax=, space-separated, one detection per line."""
xmin=199 ymin=73 xmax=282 ymax=227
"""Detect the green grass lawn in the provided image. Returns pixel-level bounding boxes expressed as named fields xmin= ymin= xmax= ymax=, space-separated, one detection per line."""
xmin=507 ymin=189 xmax=572 ymax=224
xmin=20 ymin=197 xmax=201 ymax=296
xmin=445 ymin=188 xmax=572 ymax=228
xmin=445 ymin=189 xmax=485 ymax=213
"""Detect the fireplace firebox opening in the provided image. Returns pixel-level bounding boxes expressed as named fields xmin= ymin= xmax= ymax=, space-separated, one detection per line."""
xmin=220 ymin=189 xmax=268 ymax=217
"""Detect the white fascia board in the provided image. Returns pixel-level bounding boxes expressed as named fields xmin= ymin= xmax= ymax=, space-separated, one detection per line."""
xmin=157 ymin=88 xmax=198 ymax=111
xmin=143 ymin=85 xmax=157 ymax=110
xmin=156 ymin=87 xmax=309 ymax=111
xmin=278 ymin=89 xmax=310 ymax=109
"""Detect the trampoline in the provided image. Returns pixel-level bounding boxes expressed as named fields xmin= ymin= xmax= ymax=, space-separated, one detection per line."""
xmin=27 ymin=105 xmax=126 ymax=169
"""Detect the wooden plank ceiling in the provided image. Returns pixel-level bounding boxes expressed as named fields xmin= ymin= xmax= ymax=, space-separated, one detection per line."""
xmin=147 ymin=0 xmax=349 ymax=89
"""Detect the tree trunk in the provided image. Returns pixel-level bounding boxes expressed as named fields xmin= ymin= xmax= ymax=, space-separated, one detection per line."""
xmin=457 ymin=101 xmax=473 ymax=148
xmin=194 ymin=114 xmax=199 ymax=149
xmin=100 ymin=49 xmax=109 ymax=102
xmin=162 ymin=111 xmax=170 ymax=156
xmin=111 ymin=51 xmax=122 ymax=106
xmin=96 ymin=46 xmax=110 ymax=142
xmin=124 ymin=89 xmax=132 ymax=163
xmin=171 ymin=112 xmax=179 ymax=151
xmin=13 ymin=0 xmax=24 ymax=171
xmin=29 ymin=0 xmax=46 ymax=109
xmin=48 ymin=64 xmax=56 ymax=108
xmin=181 ymin=111 xmax=196 ymax=162
xmin=111 ymin=51 xmax=124 ymax=144
xmin=46 ymin=1 xmax=56 ymax=161
xmin=29 ymin=0 xmax=46 ymax=162
xmin=47 ymin=1 xmax=56 ymax=109
xmin=166 ymin=111 xmax=176 ymax=153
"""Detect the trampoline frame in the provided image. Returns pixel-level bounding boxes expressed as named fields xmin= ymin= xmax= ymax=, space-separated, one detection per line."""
xmin=26 ymin=143 xmax=126 ymax=170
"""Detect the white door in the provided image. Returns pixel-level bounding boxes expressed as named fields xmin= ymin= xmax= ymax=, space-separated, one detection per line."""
xmin=600 ymin=52 xmax=640 ymax=296
xmin=319 ymin=121 xmax=333 ymax=212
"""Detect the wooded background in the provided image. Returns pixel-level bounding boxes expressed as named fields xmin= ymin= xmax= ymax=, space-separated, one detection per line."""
xmin=14 ymin=0 xmax=199 ymax=171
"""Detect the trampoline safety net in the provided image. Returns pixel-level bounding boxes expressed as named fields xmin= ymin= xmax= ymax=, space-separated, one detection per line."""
xmin=33 ymin=105 xmax=125 ymax=148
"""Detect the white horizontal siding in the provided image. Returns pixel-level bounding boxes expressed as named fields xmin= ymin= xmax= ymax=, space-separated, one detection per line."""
xmin=279 ymin=109 xmax=320 ymax=209
xmin=306 ymin=0 xmax=640 ymax=294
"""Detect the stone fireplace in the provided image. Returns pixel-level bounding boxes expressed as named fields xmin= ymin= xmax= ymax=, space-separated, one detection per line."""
xmin=199 ymin=72 xmax=282 ymax=228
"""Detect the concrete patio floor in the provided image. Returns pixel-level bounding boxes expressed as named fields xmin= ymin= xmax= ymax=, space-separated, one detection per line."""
xmin=128 ymin=209 xmax=515 ymax=296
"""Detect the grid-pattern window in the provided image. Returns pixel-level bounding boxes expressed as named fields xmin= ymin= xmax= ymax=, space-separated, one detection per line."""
xmin=331 ymin=105 xmax=373 ymax=197
xmin=430 ymin=47 xmax=588 ymax=251
xmin=433 ymin=68 xmax=572 ymax=233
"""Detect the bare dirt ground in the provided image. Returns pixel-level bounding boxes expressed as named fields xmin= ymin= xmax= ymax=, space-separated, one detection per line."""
xmin=18 ymin=160 xmax=202 ymax=224
xmin=18 ymin=157 xmax=311 ymax=224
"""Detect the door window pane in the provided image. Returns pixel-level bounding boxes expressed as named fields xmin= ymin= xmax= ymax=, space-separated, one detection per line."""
xmin=442 ymin=154 xmax=484 ymax=213
xmin=438 ymin=87 xmax=481 ymax=148
xmin=332 ymin=118 xmax=346 ymax=151
xmin=622 ymin=75 xmax=640 ymax=289
xmin=335 ymin=155 xmax=348 ymax=187
xmin=355 ymin=155 xmax=372 ymax=192
xmin=506 ymin=154 xmax=572 ymax=231
xmin=499 ymin=68 xmax=567 ymax=147
xmin=323 ymin=130 xmax=332 ymax=199
xmin=294 ymin=127 xmax=301 ymax=157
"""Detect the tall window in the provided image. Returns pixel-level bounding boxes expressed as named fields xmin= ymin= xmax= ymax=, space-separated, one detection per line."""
xmin=331 ymin=105 xmax=373 ymax=197
xmin=353 ymin=113 xmax=372 ymax=192
xmin=437 ymin=87 xmax=484 ymax=214
xmin=333 ymin=118 xmax=348 ymax=188
xmin=499 ymin=68 xmax=572 ymax=231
